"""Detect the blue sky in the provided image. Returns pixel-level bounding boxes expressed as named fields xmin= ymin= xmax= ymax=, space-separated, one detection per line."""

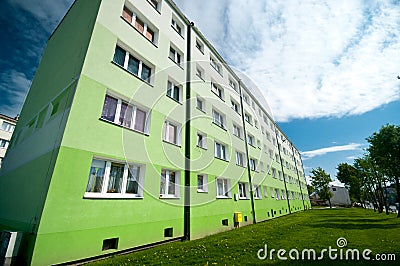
xmin=1 ymin=0 xmax=399 ymax=184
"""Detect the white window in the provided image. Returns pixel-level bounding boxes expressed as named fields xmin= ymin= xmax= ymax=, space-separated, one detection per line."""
xmin=101 ymin=95 xmax=150 ymax=133
xmin=231 ymin=99 xmax=240 ymax=113
xmin=260 ymin=161 xmax=265 ymax=172
xmin=244 ymin=113 xmax=252 ymax=125
xmin=113 ymin=45 xmax=153 ymax=83
xmin=254 ymin=120 xmax=258 ymax=128
xmin=197 ymin=132 xmax=207 ymax=149
xmin=1 ymin=122 xmax=14 ymax=132
xmin=278 ymin=171 xmax=283 ymax=180
xmin=215 ymin=141 xmax=228 ymax=161
xmin=269 ymin=149 xmax=273 ymax=159
xmin=275 ymin=189 xmax=281 ymax=200
xmin=122 ymin=6 xmax=157 ymax=43
xmin=163 ymin=120 xmax=181 ymax=145
xmin=212 ymin=109 xmax=225 ymax=129
xmin=235 ymin=151 xmax=245 ymax=167
xmin=171 ymin=17 xmax=183 ymax=36
xmin=233 ymin=124 xmax=242 ymax=138
xmin=243 ymin=94 xmax=249 ymax=104
xmin=211 ymin=82 xmax=224 ymax=100
xmin=238 ymin=182 xmax=249 ymax=199
xmin=229 ymin=79 xmax=237 ymax=92
xmin=272 ymin=168 xmax=277 ymax=178
xmin=263 ymin=115 xmax=269 ymax=125
xmin=216 ymin=178 xmax=231 ymax=198
xmin=210 ymin=57 xmax=222 ymax=75
xmin=0 ymin=139 xmax=8 ymax=148
xmin=195 ymin=39 xmax=204 ymax=53
xmin=169 ymin=45 xmax=183 ymax=66
xmin=249 ymin=158 xmax=257 ymax=171
xmin=252 ymin=101 xmax=255 ymax=110
xmin=167 ymin=80 xmax=182 ymax=102
xmin=275 ymin=154 xmax=280 ymax=163
xmin=148 ymin=0 xmax=160 ymax=11
xmin=254 ymin=185 xmax=262 ymax=199
xmin=160 ymin=169 xmax=180 ymax=198
xmin=257 ymin=139 xmax=261 ymax=149
xmin=196 ymin=65 xmax=204 ymax=80
xmin=247 ymin=134 xmax=255 ymax=146
xmin=197 ymin=174 xmax=208 ymax=192
xmin=196 ymin=97 xmax=205 ymax=112
xmin=85 ymin=159 xmax=145 ymax=198
xmin=266 ymin=131 xmax=271 ymax=141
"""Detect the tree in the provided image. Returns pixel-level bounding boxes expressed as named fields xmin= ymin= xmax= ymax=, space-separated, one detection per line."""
xmin=336 ymin=163 xmax=362 ymax=205
xmin=310 ymin=167 xmax=333 ymax=208
xmin=367 ymin=124 xmax=400 ymax=217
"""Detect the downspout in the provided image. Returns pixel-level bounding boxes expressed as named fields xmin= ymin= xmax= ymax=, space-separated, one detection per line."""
xmin=238 ymin=80 xmax=256 ymax=224
xmin=183 ymin=21 xmax=194 ymax=240
xmin=275 ymin=131 xmax=291 ymax=214
xmin=291 ymin=144 xmax=306 ymax=210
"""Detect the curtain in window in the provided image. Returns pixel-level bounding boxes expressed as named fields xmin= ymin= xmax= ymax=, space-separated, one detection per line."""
xmin=101 ymin=95 xmax=118 ymax=122
xmin=126 ymin=165 xmax=140 ymax=194
xmin=127 ymin=55 xmax=140 ymax=75
xmin=107 ymin=163 xmax=124 ymax=193
xmin=134 ymin=109 xmax=146 ymax=132
xmin=168 ymin=123 xmax=176 ymax=144
xmin=197 ymin=175 xmax=203 ymax=190
xmin=86 ymin=159 xmax=106 ymax=193
xmin=168 ymin=172 xmax=176 ymax=195
xmin=146 ymin=28 xmax=154 ymax=42
xmin=119 ymin=103 xmax=133 ymax=128
xmin=217 ymin=180 xmax=223 ymax=196
xmin=173 ymin=85 xmax=180 ymax=101
xmin=160 ymin=171 xmax=166 ymax=194
xmin=113 ymin=46 xmax=126 ymax=66
xmin=122 ymin=6 xmax=133 ymax=23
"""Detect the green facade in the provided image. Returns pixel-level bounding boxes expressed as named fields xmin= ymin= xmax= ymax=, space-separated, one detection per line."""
xmin=0 ymin=0 xmax=311 ymax=265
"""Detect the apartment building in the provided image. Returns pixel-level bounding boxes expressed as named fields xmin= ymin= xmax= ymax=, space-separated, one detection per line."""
xmin=0 ymin=114 xmax=17 ymax=168
xmin=0 ymin=0 xmax=310 ymax=264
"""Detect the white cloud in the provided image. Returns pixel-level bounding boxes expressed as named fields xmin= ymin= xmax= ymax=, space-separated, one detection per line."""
xmin=301 ymin=143 xmax=364 ymax=160
xmin=175 ymin=0 xmax=400 ymax=122
xmin=0 ymin=70 xmax=31 ymax=116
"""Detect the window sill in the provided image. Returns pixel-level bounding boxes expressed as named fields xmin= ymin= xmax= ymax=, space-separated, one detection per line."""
xmin=210 ymin=64 xmax=223 ymax=77
xmin=146 ymin=0 xmax=161 ymax=14
xmin=211 ymin=90 xmax=225 ymax=102
xmin=160 ymin=195 xmax=180 ymax=199
xmin=196 ymin=107 xmax=206 ymax=113
xmin=121 ymin=16 xmax=158 ymax=48
xmin=236 ymin=164 xmax=246 ymax=168
xmin=197 ymin=189 xmax=208 ymax=193
xmin=234 ymin=135 xmax=243 ymax=141
xmin=196 ymin=145 xmax=207 ymax=150
xmin=111 ymin=61 xmax=154 ymax=87
xmin=171 ymin=25 xmax=184 ymax=39
xmin=196 ymin=47 xmax=204 ymax=55
xmin=248 ymin=143 xmax=256 ymax=148
xmin=239 ymin=197 xmax=250 ymax=200
xmin=99 ymin=118 xmax=150 ymax=136
xmin=163 ymin=139 xmax=182 ymax=148
xmin=166 ymin=95 xmax=183 ymax=105
xmin=216 ymin=196 xmax=231 ymax=199
xmin=254 ymin=197 xmax=263 ymax=200
xmin=168 ymin=57 xmax=184 ymax=70
xmin=196 ymin=74 xmax=205 ymax=82
xmin=84 ymin=193 xmax=143 ymax=199
xmin=215 ymin=156 xmax=229 ymax=163
xmin=212 ymin=122 xmax=227 ymax=131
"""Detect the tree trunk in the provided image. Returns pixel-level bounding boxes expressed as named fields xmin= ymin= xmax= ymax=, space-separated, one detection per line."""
xmin=379 ymin=182 xmax=389 ymax=215
xmin=328 ymin=198 xmax=332 ymax=208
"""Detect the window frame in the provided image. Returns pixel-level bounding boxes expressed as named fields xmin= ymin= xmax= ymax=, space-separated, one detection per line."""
xmin=196 ymin=96 xmax=205 ymax=112
xmin=216 ymin=177 xmax=231 ymax=198
xmin=197 ymin=131 xmax=207 ymax=149
xmin=169 ymin=45 xmax=183 ymax=67
xmin=197 ymin=174 xmax=208 ymax=193
xmin=163 ymin=120 xmax=181 ymax=146
xmin=166 ymin=79 xmax=182 ymax=103
xmin=84 ymin=158 xmax=145 ymax=199
xmin=1 ymin=122 xmax=15 ymax=133
xmin=122 ymin=6 xmax=158 ymax=44
xmin=211 ymin=82 xmax=224 ymax=101
xmin=249 ymin=158 xmax=257 ymax=171
xmin=171 ymin=17 xmax=184 ymax=37
xmin=238 ymin=182 xmax=249 ymax=199
xmin=212 ymin=109 xmax=226 ymax=129
xmin=160 ymin=169 xmax=181 ymax=198
xmin=210 ymin=56 xmax=222 ymax=75
xmin=214 ymin=141 xmax=228 ymax=161
xmin=253 ymin=185 xmax=262 ymax=199
xmin=233 ymin=123 xmax=242 ymax=139
xmin=235 ymin=150 xmax=245 ymax=167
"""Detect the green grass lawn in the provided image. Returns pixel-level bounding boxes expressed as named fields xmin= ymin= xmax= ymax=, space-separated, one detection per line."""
xmin=88 ymin=208 xmax=400 ymax=265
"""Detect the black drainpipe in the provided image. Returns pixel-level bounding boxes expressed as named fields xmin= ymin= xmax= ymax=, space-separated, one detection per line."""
xmin=275 ymin=131 xmax=291 ymax=214
xmin=183 ymin=21 xmax=194 ymax=241
xmin=238 ymin=80 xmax=256 ymax=224
xmin=291 ymin=144 xmax=306 ymax=210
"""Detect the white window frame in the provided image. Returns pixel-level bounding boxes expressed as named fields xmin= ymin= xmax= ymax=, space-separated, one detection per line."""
xmin=160 ymin=169 xmax=181 ymax=198
xmin=231 ymin=99 xmax=240 ymax=113
xmin=238 ymin=182 xmax=249 ymax=199
xmin=264 ymin=186 xmax=269 ymax=198
xmin=113 ymin=45 xmax=153 ymax=84
xmin=169 ymin=45 xmax=183 ymax=66
xmin=1 ymin=122 xmax=15 ymax=132
xmin=101 ymin=94 xmax=151 ymax=134
xmin=211 ymin=82 xmax=224 ymax=100
xmin=197 ymin=131 xmax=207 ymax=149
xmin=229 ymin=78 xmax=238 ymax=92
xmin=212 ymin=109 xmax=225 ymax=129
xmin=254 ymin=185 xmax=262 ymax=199
xmin=0 ymin=139 xmax=9 ymax=149
xmin=233 ymin=124 xmax=242 ymax=139
xmin=196 ymin=65 xmax=205 ymax=80
xmin=197 ymin=174 xmax=208 ymax=192
xmin=171 ymin=17 xmax=183 ymax=36
xmin=276 ymin=189 xmax=281 ymax=200
xmin=195 ymin=38 xmax=204 ymax=53
xmin=163 ymin=120 xmax=181 ymax=146
xmin=247 ymin=134 xmax=255 ymax=146
xmin=84 ymin=159 xmax=145 ymax=199
xmin=235 ymin=150 xmax=245 ymax=167
xmin=210 ymin=56 xmax=222 ymax=75
xmin=244 ymin=113 xmax=252 ymax=125
xmin=272 ymin=168 xmax=277 ymax=178
xmin=122 ymin=6 xmax=158 ymax=44
xmin=167 ymin=79 xmax=182 ymax=103
xmin=214 ymin=141 xmax=228 ymax=161
xmin=196 ymin=96 xmax=205 ymax=112
xmin=216 ymin=177 xmax=231 ymax=198
xmin=249 ymin=158 xmax=257 ymax=171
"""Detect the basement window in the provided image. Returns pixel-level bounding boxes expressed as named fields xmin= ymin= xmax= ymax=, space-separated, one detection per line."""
xmin=102 ymin=238 xmax=119 ymax=251
xmin=164 ymin=227 xmax=173 ymax=237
